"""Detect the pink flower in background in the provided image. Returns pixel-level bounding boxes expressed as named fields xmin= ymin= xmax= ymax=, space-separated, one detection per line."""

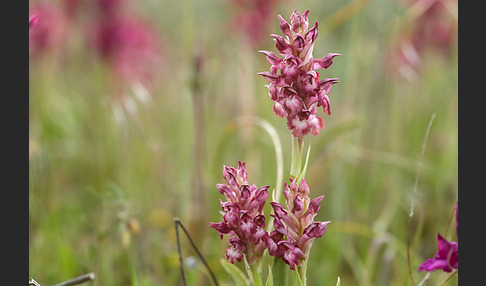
xmin=387 ymin=0 xmax=457 ymax=80
xmin=229 ymin=0 xmax=282 ymax=47
xmin=259 ymin=10 xmax=340 ymax=138
xmin=210 ymin=161 xmax=271 ymax=265
xmin=92 ymin=15 xmax=163 ymax=85
xmin=407 ymin=0 xmax=457 ymax=53
xmin=29 ymin=2 xmax=68 ymax=55
xmin=63 ymin=0 xmax=82 ymax=18
xmin=29 ymin=15 xmax=39 ymax=32
xmin=418 ymin=202 xmax=458 ymax=273
xmin=97 ymin=0 xmax=127 ymax=17
xmin=265 ymin=178 xmax=329 ymax=270
xmin=88 ymin=0 xmax=164 ymax=87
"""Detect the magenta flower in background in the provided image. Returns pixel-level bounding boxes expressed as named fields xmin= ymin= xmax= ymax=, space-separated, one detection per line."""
xmin=97 ymin=0 xmax=127 ymax=17
xmin=265 ymin=178 xmax=329 ymax=270
xmin=29 ymin=15 xmax=39 ymax=32
xmin=92 ymin=15 xmax=163 ymax=85
xmin=29 ymin=2 xmax=68 ymax=55
xmin=63 ymin=0 xmax=84 ymax=18
xmin=386 ymin=0 xmax=457 ymax=80
xmin=418 ymin=233 xmax=458 ymax=273
xmin=87 ymin=0 xmax=164 ymax=87
xmin=229 ymin=0 xmax=282 ymax=47
xmin=258 ymin=10 xmax=340 ymax=138
xmin=407 ymin=0 xmax=457 ymax=54
xmin=418 ymin=202 xmax=458 ymax=273
xmin=210 ymin=161 xmax=271 ymax=265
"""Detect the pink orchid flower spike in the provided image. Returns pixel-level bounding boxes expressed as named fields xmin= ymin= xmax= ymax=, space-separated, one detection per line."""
xmin=258 ymin=9 xmax=341 ymax=138
xmin=265 ymin=178 xmax=330 ymax=270
xmin=210 ymin=161 xmax=270 ymax=266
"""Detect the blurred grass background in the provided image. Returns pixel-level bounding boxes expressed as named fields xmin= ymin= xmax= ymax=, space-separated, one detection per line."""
xmin=29 ymin=0 xmax=458 ymax=285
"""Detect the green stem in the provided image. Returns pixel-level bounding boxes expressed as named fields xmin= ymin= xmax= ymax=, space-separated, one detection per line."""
xmin=297 ymin=247 xmax=311 ymax=286
xmin=290 ymin=136 xmax=304 ymax=179
xmin=297 ymin=265 xmax=306 ymax=286
xmin=244 ymin=247 xmax=263 ymax=286
xmin=249 ymin=263 xmax=263 ymax=286
xmin=272 ymin=257 xmax=289 ymax=286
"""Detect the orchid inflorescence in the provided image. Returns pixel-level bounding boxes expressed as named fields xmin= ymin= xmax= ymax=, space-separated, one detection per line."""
xmin=210 ymin=162 xmax=329 ymax=272
xmin=258 ymin=9 xmax=340 ymax=138
xmin=210 ymin=9 xmax=337 ymax=285
xmin=267 ymin=178 xmax=329 ymax=270
xmin=210 ymin=161 xmax=270 ymax=266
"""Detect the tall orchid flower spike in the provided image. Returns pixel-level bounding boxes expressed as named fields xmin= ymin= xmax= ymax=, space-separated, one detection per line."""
xmin=258 ymin=9 xmax=340 ymax=138
xmin=210 ymin=161 xmax=270 ymax=267
xmin=418 ymin=202 xmax=458 ymax=273
xmin=265 ymin=178 xmax=329 ymax=271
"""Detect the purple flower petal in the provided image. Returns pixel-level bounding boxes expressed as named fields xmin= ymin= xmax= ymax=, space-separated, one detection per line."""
xmin=418 ymin=233 xmax=458 ymax=273
xmin=216 ymin=184 xmax=236 ymax=202
xmin=225 ymin=244 xmax=244 ymax=264
xmin=277 ymin=15 xmax=292 ymax=38
xmin=305 ymin=22 xmax=319 ymax=43
xmin=279 ymin=241 xmax=305 ymax=270
xmin=259 ymin=50 xmax=283 ymax=66
xmin=313 ymin=53 xmax=341 ymax=70
xmin=209 ymin=222 xmax=232 ymax=239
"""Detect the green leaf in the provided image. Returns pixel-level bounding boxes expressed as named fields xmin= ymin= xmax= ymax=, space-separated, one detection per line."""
xmin=220 ymin=258 xmax=251 ymax=286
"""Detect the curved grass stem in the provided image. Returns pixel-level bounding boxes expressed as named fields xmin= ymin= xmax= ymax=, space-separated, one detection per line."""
xmin=407 ymin=113 xmax=436 ymax=286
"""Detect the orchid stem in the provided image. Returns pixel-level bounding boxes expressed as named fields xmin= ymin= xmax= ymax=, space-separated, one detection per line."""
xmin=297 ymin=265 xmax=307 ymax=286
xmin=297 ymin=247 xmax=311 ymax=286
xmin=290 ymin=136 xmax=304 ymax=179
xmin=250 ymin=263 xmax=263 ymax=286
xmin=272 ymin=257 xmax=289 ymax=286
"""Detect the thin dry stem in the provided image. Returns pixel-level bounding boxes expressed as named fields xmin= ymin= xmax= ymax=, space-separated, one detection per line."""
xmin=51 ymin=273 xmax=95 ymax=286
xmin=174 ymin=218 xmax=220 ymax=286
xmin=30 ymin=273 xmax=95 ymax=286
xmin=29 ymin=279 xmax=41 ymax=286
